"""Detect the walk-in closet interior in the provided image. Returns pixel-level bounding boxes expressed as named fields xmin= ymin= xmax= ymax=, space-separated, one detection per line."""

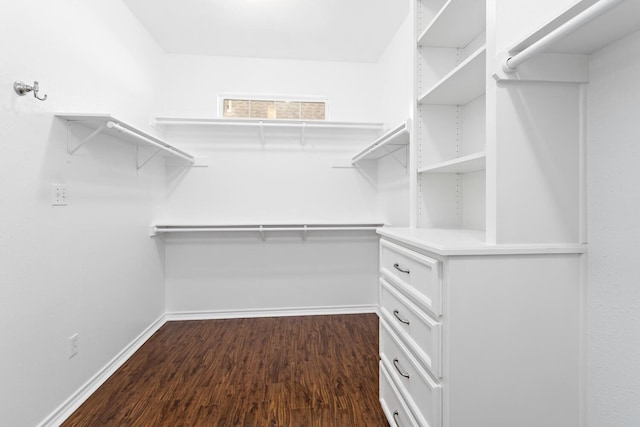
xmin=1 ymin=0 xmax=639 ymax=426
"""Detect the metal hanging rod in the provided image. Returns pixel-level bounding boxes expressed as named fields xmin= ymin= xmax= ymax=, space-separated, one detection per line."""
xmin=503 ymin=0 xmax=625 ymax=72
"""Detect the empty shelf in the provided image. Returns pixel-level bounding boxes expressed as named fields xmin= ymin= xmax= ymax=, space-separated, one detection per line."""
xmin=418 ymin=0 xmax=487 ymax=48
xmin=418 ymin=152 xmax=486 ymax=174
xmin=351 ymin=121 xmax=410 ymax=164
xmin=418 ymin=46 xmax=486 ymax=105
xmin=57 ymin=113 xmax=195 ymax=167
xmin=155 ymin=117 xmax=384 ymax=130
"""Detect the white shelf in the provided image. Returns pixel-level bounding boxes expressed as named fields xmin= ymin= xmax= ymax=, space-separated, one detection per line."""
xmin=377 ymin=227 xmax=587 ymax=256
xmin=509 ymin=0 xmax=640 ymax=56
xmin=418 ymin=46 xmax=486 ymax=105
xmin=418 ymin=0 xmax=487 ymax=48
xmin=57 ymin=113 xmax=195 ymax=168
xmin=418 ymin=152 xmax=486 ymax=174
xmin=151 ymin=222 xmax=385 ymax=238
xmin=351 ymin=121 xmax=410 ymax=164
xmin=155 ymin=117 xmax=384 ymax=130
xmin=154 ymin=117 xmax=384 ymax=145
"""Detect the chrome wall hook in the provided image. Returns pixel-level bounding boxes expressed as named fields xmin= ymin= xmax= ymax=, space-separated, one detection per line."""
xmin=14 ymin=80 xmax=48 ymax=101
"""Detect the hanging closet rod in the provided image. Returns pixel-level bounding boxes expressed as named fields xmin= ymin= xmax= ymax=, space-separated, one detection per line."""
xmin=150 ymin=223 xmax=384 ymax=237
xmin=503 ymin=0 xmax=625 ymax=72
xmin=106 ymin=121 xmax=195 ymax=164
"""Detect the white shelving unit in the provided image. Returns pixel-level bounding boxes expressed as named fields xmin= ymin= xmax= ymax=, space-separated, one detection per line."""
xmin=379 ymin=2 xmax=589 ymax=426
xmin=415 ymin=0 xmax=487 ymax=233
xmin=57 ymin=113 xmax=195 ymax=169
xmin=351 ymin=121 xmax=410 ymax=165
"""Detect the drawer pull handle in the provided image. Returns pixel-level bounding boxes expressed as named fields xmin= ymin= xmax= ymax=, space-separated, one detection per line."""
xmin=393 ymin=263 xmax=410 ymax=274
xmin=393 ymin=410 xmax=401 ymax=426
xmin=393 ymin=358 xmax=410 ymax=379
xmin=393 ymin=310 xmax=410 ymax=325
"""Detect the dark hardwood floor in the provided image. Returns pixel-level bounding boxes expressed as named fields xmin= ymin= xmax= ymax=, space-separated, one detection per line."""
xmin=62 ymin=313 xmax=387 ymax=426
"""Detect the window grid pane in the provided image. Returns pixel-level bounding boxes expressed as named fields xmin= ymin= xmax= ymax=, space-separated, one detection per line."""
xmin=223 ymin=98 xmax=326 ymax=120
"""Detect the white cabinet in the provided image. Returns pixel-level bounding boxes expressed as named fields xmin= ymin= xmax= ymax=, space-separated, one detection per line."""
xmin=378 ymin=231 xmax=584 ymax=427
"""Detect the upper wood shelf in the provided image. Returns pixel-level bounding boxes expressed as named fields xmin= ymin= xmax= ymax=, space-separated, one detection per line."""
xmin=418 ymin=46 xmax=486 ymax=105
xmin=418 ymin=0 xmax=487 ymax=48
xmin=351 ymin=121 xmax=410 ymax=165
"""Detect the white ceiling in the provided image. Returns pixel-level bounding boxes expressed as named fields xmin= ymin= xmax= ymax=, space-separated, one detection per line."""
xmin=122 ymin=0 xmax=409 ymax=63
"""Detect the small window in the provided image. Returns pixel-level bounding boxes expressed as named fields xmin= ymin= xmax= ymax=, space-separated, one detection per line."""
xmin=222 ymin=97 xmax=327 ymax=120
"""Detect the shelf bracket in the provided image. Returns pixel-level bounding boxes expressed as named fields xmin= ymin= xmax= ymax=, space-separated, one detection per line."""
xmin=301 ymin=122 xmax=306 ymax=146
xmin=302 ymin=224 xmax=308 ymax=241
xmin=385 ymin=146 xmax=408 ymax=169
xmin=67 ymin=122 xmax=107 ymax=155
xmin=259 ymin=121 xmax=265 ymax=146
xmin=137 ymin=146 xmax=163 ymax=170
xmin=259 ymin=225 xmax=265 ymax=241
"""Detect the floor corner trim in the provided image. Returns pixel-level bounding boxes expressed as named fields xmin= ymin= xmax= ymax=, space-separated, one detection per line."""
xmin=165 ymin=304 xmax=379 ymax=321
xmin=37 ymin=314 xmax=167 ymax=427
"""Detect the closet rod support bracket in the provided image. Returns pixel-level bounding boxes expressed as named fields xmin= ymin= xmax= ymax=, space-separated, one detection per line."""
xmin=67 ymin=122 xmax=107 ymax=155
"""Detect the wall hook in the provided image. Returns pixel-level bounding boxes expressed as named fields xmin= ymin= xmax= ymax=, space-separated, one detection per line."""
xmin=14 ymin=80 xmax=48 ymax=101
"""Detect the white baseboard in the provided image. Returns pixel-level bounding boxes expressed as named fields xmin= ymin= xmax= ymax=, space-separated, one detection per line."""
xmin=165 ymin=304 xmax=379 ymax=321
xmin=38 ymin=314 xmax=167 ymax=427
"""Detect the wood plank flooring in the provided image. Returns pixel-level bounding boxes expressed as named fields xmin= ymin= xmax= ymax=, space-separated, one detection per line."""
xmin=62 ymin=314 xmax=387 ymax=426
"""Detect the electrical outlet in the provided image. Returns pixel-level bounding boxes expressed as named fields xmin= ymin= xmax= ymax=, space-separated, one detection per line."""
xmin=69 ymin=333 xmax=78 ymax=358
xmin=52 ymin=184 xmax=68 ymax=206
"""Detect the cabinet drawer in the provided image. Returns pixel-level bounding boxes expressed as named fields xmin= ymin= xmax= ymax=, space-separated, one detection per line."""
xmin=380 ymin=319 xmax=442 ymax=427
xmin=380 ymin=361 xmax=419 ymax=427
xmin=380 ymin=277 xmax=442 ymax=378
xmin=380 ymin=239 xmax=442 ymax=316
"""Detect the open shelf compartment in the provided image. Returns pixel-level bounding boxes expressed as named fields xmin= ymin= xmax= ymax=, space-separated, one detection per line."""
xmin=418 ymin=152 xmax=486 ymax=174
xmin=418 ymin=46 xmax=486 ymax=105
xmin=418 ymin=0 xmax=487 ymax=48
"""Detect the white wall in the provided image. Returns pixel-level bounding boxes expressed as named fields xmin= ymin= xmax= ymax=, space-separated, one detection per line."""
xmin=0 ymin=1 xmax=167 ymax=426
xmin=155 ymin=54 xmax=389 ymax=314
xmin=375 ymin=14 xmax=412 ymax=227
xmin=164 ymin=231 xmax=380 ymax=315
xmin=587 ymin=30 xmax=640 ymax=427
xmin=157 ymin=54 xmax=383 ymax=121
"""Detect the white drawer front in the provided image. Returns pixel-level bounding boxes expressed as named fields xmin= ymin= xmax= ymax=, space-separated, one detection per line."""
xmin=380 ymin=361 xmax=419 ymax=427
xmin=380 ymin=319 xmax=442 ymax=427
xmin=380 ymin=277 xmax=442 ymax=378
xmin=380 ymin=239 xmax=442 ymax=316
